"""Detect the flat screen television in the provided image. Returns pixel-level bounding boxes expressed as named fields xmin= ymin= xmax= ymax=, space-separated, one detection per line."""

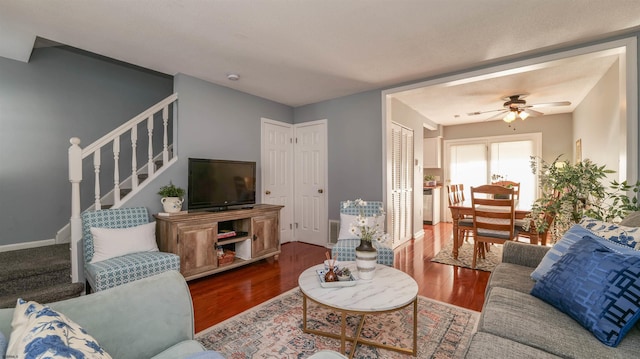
xmin=187 ymin=158 xmax=256 ymax=211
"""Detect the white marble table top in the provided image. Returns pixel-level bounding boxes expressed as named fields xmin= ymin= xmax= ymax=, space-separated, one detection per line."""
xmin=298 ymin=262 xmax=418 ymax=312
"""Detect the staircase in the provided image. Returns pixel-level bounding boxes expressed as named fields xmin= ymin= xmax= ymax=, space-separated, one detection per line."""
xmin=0 ymin=244 xmax=84 ymax=308
xmin=68 ymin=93 xmax=179 ymax=284
xmin=0 ymin=94 xmax=179 ymax=307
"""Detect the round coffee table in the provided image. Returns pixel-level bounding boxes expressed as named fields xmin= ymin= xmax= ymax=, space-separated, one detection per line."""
xmin=298 ymin=262 xmax=418 ymax=357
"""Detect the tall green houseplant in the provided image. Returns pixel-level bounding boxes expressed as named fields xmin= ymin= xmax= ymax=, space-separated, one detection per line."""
xmin=528 ymin=156 xmax=613 ymax=242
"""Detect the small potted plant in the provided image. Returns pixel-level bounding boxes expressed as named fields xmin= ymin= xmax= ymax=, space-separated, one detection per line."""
xmin=424 ymin=175 xmax=436 ymax=187
xmin=158 ymin=182 xmax=186 ymax=213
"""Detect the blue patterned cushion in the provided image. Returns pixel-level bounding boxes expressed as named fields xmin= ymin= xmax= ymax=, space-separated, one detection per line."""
xmin=7 ymin=299 xmax=111 ymax=358
xmin=85 ymin=251 xmax=180 ymax=292
xmin=580 ymin=217 xmax=640 ymax=250
xmin=531 ymin=224 xmax=640 ymax=281
xmin=331 ymin=239 xmax=394 ymax=266
xmin=531 ymin=236 xmax=640 ymax=347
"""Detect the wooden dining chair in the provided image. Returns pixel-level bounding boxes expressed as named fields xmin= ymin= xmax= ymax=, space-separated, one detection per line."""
xmin=447 ymin=184 xmax=473 ymax=244
xmin=470 ymin=184 xmax=517 ymax=268
xmin=491 ymin=180 xmax=520 ymax=200
xmin=516 ymin=211 xmax=555 ymax=245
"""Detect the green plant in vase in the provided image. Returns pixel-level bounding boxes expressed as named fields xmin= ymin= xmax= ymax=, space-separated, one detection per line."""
xmin=158 ymin=182 xmax=186 ymax=213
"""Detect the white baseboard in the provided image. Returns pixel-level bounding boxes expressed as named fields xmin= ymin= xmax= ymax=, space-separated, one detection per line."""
xmin=0 ymin=238 xmax=58 ymax=252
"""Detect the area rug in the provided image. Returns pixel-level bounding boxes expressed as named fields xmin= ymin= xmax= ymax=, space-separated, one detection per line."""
xmin=431 ymin=240 xmax=502 ymax=272
xmin=196 ymin=287 xmax=479 ymax=359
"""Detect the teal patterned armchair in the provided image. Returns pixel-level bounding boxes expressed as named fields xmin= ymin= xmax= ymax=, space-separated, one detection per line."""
xmin=82 ymin=207 xmax=180 ymax=292
xmin=331 ymin=201 xmax=394 ymax=266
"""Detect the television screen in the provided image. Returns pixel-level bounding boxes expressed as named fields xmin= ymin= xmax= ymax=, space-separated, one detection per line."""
xmin=188 ymin=158 xmax=256 ymax=211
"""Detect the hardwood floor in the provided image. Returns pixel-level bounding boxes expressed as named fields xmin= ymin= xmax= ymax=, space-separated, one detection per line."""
xmin=189 ymin=222 xmax=490 ymax=333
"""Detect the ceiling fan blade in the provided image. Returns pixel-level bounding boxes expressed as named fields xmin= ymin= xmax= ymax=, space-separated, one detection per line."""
xmin=484 ymin=110 xmax=508 ymax=121
xmin=528 ymin=101 xmax=571 ymax=108
xmin=524 ymin=109 xmax=544 ymax=117
xmin=467 ymin=108 xmax=504 ymax=116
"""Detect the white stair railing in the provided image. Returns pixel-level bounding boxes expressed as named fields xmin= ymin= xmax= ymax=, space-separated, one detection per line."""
xmin=68 ymin=93 xmax=178 ymax=283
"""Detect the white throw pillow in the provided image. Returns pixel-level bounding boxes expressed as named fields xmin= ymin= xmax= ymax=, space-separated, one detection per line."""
xmin=90 ymin=222 xmax=158 ymax=264
xmin=338 ymin=213 xmax=385 ymax=240
xmin=7 ymin=298 xmax=112 ymax=358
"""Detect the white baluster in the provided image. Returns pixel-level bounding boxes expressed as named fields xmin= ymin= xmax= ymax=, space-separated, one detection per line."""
xmin=131 ymin=126 xmax=138 ymax=189
xmin=147 ymin=116 xmax=154 ymax=176
xmin=94 ymin=148 xmax=101 ymax=210
xmin=68 ymin=137 xmax=83 ymax=283
xmin=163 ymin=106 xmax=169 ymax=165
xmin=113 ymin=137 xmax=121 ymax=205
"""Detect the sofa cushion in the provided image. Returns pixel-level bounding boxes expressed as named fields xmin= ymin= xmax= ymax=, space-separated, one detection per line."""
xmin=486 ymin=262 xmax=535 ymax=295
xmin=90 ymin=222 xmax=159 ymax=264
xmin=7 ymin=298 xmax=112 ymax=358
xmin=531 ymin=224 xmax=640 ymax=281
xmin=338 ymin=213 xmax=385 ymax=240
xmin=149 ymin=340 xmax=207 ymax=359
xmin=465 ymin=332 xmax=562 ymax=358
xmin=85 ymin=251 xmax=180 ymax=292
xmin=479 ymin=287 xmax=640 ymax=358
xmin=580 ymin=217 xmax=640 ymax=250
xmin=531 ymin=236 xmax=640 ymax=347
xmin=620 ymin=211 xmax=640 ymax=227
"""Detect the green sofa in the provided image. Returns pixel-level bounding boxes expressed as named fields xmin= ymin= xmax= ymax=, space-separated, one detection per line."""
xmin=0 ymin=270 xmax=207 ymax=359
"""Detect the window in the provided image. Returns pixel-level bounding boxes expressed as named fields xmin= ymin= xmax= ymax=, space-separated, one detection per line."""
xmin=444 ymin=133 xmax=541 ymax=221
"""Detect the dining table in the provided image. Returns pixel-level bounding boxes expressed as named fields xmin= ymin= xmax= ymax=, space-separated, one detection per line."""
xmin=448 ymin=201 xmax=536 ymax=259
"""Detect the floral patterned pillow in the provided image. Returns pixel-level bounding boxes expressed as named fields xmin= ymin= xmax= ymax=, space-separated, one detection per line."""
xmin=7 ymin=298 xmax=111 ymax=359
xmin=579 ymin=217 xmax=640 ymax=250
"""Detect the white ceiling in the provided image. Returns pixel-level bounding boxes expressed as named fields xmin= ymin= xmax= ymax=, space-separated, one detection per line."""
xmin=392 ymin=50 xmax=621 ymax=126
xmin=1 ymin=0 xmax=640 ymax=121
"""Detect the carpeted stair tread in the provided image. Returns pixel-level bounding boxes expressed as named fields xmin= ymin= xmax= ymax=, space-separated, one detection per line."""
xmin=0 ymin=282 xmax=85 ymax=309
xmin=0 ymin=244 xmax=70 ymax=282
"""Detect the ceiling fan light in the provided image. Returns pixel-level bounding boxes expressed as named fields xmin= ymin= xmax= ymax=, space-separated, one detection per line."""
xmin=519 ymin=111 xmax=530 ymax=120
xmin=503 ymin=111 xmax=516 ymax=123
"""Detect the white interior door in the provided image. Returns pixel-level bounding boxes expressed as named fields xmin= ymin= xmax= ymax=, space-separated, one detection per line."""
xmin=261 ymin=118 xmax=294 ymax=243
xmin=294 ymin=120 xmax=328 ymax=246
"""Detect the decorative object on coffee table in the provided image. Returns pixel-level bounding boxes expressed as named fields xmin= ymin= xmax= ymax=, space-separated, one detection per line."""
xmin=355 ymin=240 xmax=377 ymax=280
xmin=158 ymin=181 xmax=185 ymax=213
xmin=342 ymin=199 xmax=389 ymax=280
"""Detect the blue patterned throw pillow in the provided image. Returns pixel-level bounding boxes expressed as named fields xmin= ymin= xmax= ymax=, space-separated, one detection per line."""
xmin=0 ymin=331 xmax=7 ymax=359
xmin=531 ymin=224 xmax=640 ymax=281
xmin=580 ymin=217 xmax=640 ymax=250
xmin=7 ymin=298 xmax=112 ymax=358
xmin=531 ymin=236 xmax=640 ymax=347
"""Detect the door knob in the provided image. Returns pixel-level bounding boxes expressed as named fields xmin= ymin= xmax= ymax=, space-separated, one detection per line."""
xmin=318 ymin=189 xmax=324 ymax=194
xmin=265 ymin=190 xmax=271 ymax=195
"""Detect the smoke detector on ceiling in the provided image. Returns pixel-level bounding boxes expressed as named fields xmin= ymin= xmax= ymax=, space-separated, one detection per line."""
xmin=227 ymin=73 xmax=240 ymax=81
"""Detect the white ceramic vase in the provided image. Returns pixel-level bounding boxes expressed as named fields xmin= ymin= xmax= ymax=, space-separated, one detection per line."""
xmin=161 ymin=197 xmax=184 ymax=213
xmin=355 ymin=240 xmax=377 ymax=280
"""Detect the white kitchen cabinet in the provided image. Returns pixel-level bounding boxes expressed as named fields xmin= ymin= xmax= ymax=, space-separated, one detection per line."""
xmin=423 ymin=137 xmax=442 ymax=169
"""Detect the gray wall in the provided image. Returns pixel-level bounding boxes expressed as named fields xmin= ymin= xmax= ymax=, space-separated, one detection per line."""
xmin=574 ymin=60 xmax=622 ymax=181
xmin=0 ymin=47 xmax=173 ymax=246
xmin=294 ymin=90 xmax=383 ymax=221
xmin=124 ymin=73 xmax=294 ymax=213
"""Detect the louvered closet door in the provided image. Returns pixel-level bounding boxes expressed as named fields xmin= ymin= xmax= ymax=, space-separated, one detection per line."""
xmin=390 ymin=122 xmax=414 ymax=247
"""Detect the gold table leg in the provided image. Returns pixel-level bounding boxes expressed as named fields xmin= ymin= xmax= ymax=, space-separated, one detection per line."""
xmin=301 ymin=294 xmax=418 ymax=357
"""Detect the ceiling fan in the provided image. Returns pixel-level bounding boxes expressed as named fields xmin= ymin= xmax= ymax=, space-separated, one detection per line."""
xmin=467 ymin=94 xmax=571 ymax=123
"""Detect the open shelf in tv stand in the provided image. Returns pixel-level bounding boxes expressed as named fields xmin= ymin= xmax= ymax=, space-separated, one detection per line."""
xmin=154 ymin=204 xmax=283 ymax=281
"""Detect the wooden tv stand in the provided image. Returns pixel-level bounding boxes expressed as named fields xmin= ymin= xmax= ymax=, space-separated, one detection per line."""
xmin=154 ymin=204 xmax=283 ymax=281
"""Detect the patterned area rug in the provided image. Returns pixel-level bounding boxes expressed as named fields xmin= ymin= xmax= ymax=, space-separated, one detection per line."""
xmin=197 ymin=287 xmax=479 ymax=359
xmin=431 ymin=240 xmax=503 ymax=272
